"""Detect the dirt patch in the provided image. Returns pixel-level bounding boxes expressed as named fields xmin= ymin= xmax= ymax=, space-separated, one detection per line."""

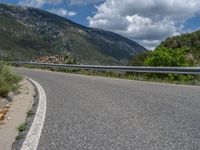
xmin=0 ymin=79 xmax=35 ymax=150
xmin=0 ymin=104 xmax=11 ymax=124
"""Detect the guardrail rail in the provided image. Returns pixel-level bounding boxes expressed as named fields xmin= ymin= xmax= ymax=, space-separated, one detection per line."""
xmin=14 ymin=62 xmax=200 ymax=75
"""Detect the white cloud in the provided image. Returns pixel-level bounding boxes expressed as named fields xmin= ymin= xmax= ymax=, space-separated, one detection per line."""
xmin=19 ymin=0 xmax=62 ymax=8
xmin=69 ymin=0 xmax=105 ymax=5
xmin=68 ymin=11 xmax=77 ymax=16
xmin=49 ymin=8 xmax=77 ymax=17
xmin=88 ymin=0 xmax=200 ymax=49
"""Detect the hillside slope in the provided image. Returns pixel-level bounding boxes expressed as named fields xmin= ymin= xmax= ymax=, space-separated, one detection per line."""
xmin=0 ymin=4 xmax=146 ymax=65
xmin=130 ymin=30 xmax=200 ymax=66
xmin=158 ymin=30 xmax=200 ymax=64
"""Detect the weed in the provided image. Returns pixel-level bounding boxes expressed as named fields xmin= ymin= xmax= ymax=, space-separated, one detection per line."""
xmin=17 ymin=123 xmax=27 ymax=132
xmin=0 ymin=63 xmax=22 ymax=97
xmin=15 ymin=134 xmax=24 ymax=140
xmin=27 ymin=110 xmax=34 ymax=117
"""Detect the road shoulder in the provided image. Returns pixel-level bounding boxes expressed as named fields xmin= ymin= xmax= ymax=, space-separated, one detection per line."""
xmin=0 ymin=78 xmax=35 ymax=150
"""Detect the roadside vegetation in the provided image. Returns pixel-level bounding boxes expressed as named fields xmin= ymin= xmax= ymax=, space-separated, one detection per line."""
xmin=18 ymin=63 xmax=200 ymax=86
xmin=130 ymin=45 xmax=199 ymax=83
xmin=15 ymin=123 xmax=27 ymax=140
xmin=130 ymin=30 xmax=200 ymax=85
xmin=17 ymin=123 xmax=27 ymax=132
xmin=0 ymin=63 xmax=22 ymax=98
xmin=26 ymin=110 xmax=34 ymax=117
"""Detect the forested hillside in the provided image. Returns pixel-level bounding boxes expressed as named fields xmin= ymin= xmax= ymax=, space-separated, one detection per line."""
xmin=131 ymin=30 xmax=200 ymax=66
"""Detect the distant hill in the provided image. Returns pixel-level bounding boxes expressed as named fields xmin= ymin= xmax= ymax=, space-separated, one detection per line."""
xmin=130 ymin=30 xmax=200 ymax=66
xmin=0 ymin=3 xmax=146 ymax=65
xmin=158 ymin=30 xmax=200 ymax=64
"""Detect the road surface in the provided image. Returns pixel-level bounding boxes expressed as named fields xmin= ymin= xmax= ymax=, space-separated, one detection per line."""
xmin=16 ymin=68 xmax=200 ymax=150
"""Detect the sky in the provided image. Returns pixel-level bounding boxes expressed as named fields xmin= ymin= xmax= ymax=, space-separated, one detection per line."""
xmin=0 ymin=0 xmax=200 ymax=49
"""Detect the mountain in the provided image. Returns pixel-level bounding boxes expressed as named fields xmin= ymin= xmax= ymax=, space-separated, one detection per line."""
xmin=158 ymin=30 xmax=200 ymax=64
xmin=0 ymin=3 xmax=146 ymax=65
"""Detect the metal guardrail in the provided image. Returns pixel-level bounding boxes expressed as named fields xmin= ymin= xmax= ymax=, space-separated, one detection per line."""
xmin=14 ymin=62 xmax=200 ymax=75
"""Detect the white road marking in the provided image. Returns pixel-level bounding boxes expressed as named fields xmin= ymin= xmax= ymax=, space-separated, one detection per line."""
xmin=21 ymin=78 xmax=47 ymax=150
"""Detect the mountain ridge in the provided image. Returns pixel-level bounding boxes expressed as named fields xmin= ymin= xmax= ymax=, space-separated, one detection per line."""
xmin=0 ymin=3 xmax=146 ymax=65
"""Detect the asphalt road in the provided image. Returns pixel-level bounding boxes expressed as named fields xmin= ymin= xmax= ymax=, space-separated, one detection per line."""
xmin=16 ymin=68 xmax=200 ymax=150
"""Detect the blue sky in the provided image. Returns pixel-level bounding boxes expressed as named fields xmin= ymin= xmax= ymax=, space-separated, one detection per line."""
xmin=0 ymin=0 xmax=200 ymax=49
xmin=0 ymin=0 xmax=99 ymax=26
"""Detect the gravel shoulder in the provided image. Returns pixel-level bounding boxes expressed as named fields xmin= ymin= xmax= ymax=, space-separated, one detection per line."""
xmin=0 ymin=79 xmax=34 ymax=150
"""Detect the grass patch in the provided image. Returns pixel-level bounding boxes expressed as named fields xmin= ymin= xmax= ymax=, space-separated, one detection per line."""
xmin=15 ymin=134 xmax=24 ymax=141
xmin=17 ymin=123 xmax=27 ymax=132
xmin=0 ymin=63 xmax=22 ymax=97
xmin=27 ymin=110 xmax=34 ymax=117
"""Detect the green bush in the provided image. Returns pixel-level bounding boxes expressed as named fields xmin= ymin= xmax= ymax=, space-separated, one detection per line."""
xmin=143 ymin=47 xmax=195 ymax=81
xmin=0 ymin=63 xmax=22 ymax=97
xmin=144 ymin=47 xmax=194 ymax=67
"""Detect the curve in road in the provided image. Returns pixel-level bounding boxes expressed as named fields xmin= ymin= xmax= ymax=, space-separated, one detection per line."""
xmin=21 ymin=77 xmax=46 ymax=150
xmin=16 ymin=68 xmax=200 ymax=150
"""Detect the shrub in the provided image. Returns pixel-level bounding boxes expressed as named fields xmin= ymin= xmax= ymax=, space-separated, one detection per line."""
xmin=0 ymin=63 xmax=22 ymax=97
xmin=143 ymin=47 xmax=195 ymax=81
xmin=144 ymin=47 xmax=194 ymax=67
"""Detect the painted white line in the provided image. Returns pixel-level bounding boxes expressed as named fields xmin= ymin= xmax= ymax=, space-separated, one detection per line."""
xmin=21 ymin=78 xmax=47 ymax=150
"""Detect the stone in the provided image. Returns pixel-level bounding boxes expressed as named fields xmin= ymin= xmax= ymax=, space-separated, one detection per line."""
xmin=5 ymin=104 xmax=10 ymax=108
xmin=0 ymin=113 xmax=5 ymax=121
